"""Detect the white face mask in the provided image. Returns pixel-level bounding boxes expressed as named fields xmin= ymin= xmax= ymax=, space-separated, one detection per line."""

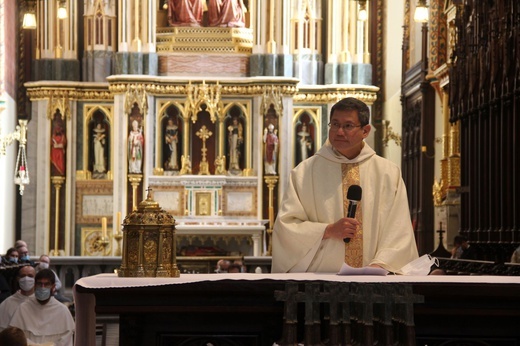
xmin=38 ymin=262 xmax=49 ymax=270
xmin=400 ymin=254 xmax=438 ymax=276
xmin=19 ymin=276 xmax=35 ymax=291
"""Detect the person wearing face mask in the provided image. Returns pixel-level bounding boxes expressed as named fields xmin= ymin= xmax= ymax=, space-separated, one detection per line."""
xmin=1 ymin=248 xmax=22 ymax=304
xmin=2 ymin=247 xmax=19 ymax=265
xmin=9 ymin=269 xmax=75 ymax=346
xmin=0 ymin=266 xmax=36 ymax=332
xmin=36 ymin=255 xmax=71 ymax=304
xmin=16 ymin=246 xmax=34 ymax=266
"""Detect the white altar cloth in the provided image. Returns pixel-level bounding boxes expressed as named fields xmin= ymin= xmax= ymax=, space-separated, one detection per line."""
xmin=73 ymin=273 xmax=520 ymax=346
xmin=76 ymin=272 xmax=520 ymax=289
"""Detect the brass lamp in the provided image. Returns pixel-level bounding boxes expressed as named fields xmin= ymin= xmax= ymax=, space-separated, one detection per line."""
xmin=414 ymin=0 xmax=429 ymax=23
xmin=22 ymin=0 xmax=37 ymax=29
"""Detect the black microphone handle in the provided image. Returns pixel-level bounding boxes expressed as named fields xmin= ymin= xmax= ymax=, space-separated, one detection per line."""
xmin=343 ymin=201 xmax=358 ymax=243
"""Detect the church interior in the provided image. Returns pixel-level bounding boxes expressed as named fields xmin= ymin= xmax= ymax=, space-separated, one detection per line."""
xmin=1 ymin=0 xmax=520 ymax=345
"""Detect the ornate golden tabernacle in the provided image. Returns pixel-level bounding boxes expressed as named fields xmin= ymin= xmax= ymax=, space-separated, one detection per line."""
xmin=118 ymin=190 xmax=180 ymax=277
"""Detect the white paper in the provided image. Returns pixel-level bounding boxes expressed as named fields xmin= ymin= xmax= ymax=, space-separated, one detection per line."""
xmin=337 ymin=262 xmax=389 ymax=276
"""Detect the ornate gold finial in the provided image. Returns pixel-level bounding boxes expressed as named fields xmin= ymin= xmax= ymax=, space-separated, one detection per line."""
xmin=137 ymin=187 xmax=160 ymax=210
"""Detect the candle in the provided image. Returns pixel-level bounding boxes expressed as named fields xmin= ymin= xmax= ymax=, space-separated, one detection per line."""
xmin=116 ymin=212 xmax=121 ymax=235
xmin=101 ymin=217 xmax=107 ymax=239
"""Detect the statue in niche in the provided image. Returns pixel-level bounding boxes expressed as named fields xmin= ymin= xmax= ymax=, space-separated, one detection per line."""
xmin=227 ymin=117 xmax=243 ymax=171
xmin=167 ymin=0 xmax=204 ymax=27
xmin=214 ymin=155 xmax=226 ymax=175
xmin=51 ymin=116 xmax=67 ymax=176
xmin=164 ymin=118 xmax=179 ymax=170
xmin=128 ymin=120 xmax=144 ymax=174
xmin=180 ymin=155 xmax=192 ymax=175
xmin=297 ymin=122 xmax=312 ymax=164
xmin=208 ymin=0 xmax=247 ymax=27
xmin=263 ymin=123 xmax=278 ymax=175
xmin=92 ymin=123 xmax=107 ymax=174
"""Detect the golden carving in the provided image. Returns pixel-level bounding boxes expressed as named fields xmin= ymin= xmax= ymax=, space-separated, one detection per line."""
xmin=264 ymin=175 xmax=279 ymax=256
xmin=179 ymin=155 xmax=192 ymax=175
xmin=118 ymin=190 xmax=179 ymax=278
xmin=47 ymin=95 xmax=71 ymax=121
xmin=75 ymin=180 xmax=114 ymax=223
xmin=25 ymin=83 xmax=113 ymax=101
xmin=214 ymin=155 xmax=227 ymax=175
xmin=81 ymin=228 xmax=112 ymax=256
xmin=293 ymin=88 xmax=379 ymax=104
xmin=124 ymin=85 xmax=148 ymax=116
xmin=156 ymin=27 xmax=253 ymax=54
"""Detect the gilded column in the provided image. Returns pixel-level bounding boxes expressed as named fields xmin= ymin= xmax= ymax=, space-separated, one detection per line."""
xmin=264 ymin=175 xmax=279 ymax=255
xmin=51 ymin=176 xmax=66 ymax=256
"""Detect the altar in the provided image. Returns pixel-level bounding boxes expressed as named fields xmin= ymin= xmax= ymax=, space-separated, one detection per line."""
xmin=73 ymin=273 xmax=520 ymax=346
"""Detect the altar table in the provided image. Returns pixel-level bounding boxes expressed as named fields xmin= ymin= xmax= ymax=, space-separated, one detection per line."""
xmin=73 ymin=273 xmax=520 ymax=346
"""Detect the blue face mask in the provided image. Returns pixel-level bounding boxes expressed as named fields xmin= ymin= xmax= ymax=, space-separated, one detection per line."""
xmin=35 ymin=287 xmax=52 ymax=301
xmin=20 ymin=255 xmax=30 ymax=262
xmin=9 ymin=257 xmax=18 ymax=264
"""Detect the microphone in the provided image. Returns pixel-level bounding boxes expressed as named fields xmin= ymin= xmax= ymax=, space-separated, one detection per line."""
xmin=343 ymin=185 xmax=362 ymax=243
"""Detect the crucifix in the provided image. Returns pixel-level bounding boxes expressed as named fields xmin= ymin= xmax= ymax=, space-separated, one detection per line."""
xmin=196 ymin=125 xmax=212 ymax=175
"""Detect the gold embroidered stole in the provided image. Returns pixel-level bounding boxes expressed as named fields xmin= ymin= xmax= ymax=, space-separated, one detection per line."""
xmin=342 ymin=163 xmax=363 ymax=267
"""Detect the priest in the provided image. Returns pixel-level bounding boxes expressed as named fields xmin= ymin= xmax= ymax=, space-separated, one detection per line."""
xmin=272 ymin=97 xmax=419 ymax=274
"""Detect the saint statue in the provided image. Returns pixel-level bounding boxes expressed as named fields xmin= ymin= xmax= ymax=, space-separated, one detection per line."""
xmin=165 ymin=119 xmax=179 ymax=170
xmin=297 ymin=123 xmax=312 ymax=163
xmin=51 ymin=122 xmax=67 ymax=176
xmin=227 ymin=117 xmax=243 ymax=171
xmin=167 ymin=0 xmax=204 ymax=27
xmin=208 ymin=0 xmax=247 ymax=27
xmin=263 ymin=123 xmax=278 ymax=175
xmin=93 ymin=123 xmax=106 ymax=174
xmin=128 ymin=120 xmax=144 ymax=174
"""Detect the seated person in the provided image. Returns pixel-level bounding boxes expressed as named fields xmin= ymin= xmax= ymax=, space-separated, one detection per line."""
xmin=451 ymin=235 xmax=477 ymax=260
xmin=36 ymin=255 xmax=71 ymax=304
xmin=0 ymin=326 xmax=27 ymax=346
xmin=16 ymin=246 xmax=34 ymax=266
xmin=9 ymin=269 xmax=75 ymax=346
xmin=0 ymin=266 xmax=35 ymax=332
xmin=2 ymin=248 xmax=20 ymax=265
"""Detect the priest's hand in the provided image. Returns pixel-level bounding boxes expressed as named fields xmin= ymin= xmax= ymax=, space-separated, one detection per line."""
xmin=322 ymin=217 xmax=360 ymax=241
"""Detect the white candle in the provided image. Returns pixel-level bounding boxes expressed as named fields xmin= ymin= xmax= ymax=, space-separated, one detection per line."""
xmin=101 ymin=217 xmax=107 ymax=239
xmin=116 ymin=212 xmax=121 ymax=235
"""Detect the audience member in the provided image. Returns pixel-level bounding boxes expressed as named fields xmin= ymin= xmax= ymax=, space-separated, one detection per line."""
xmin=2 ymin=248 xmax=19 ymax=265
xmin=14 ymin=240 xmax=27 ymax=251
xmin=1 ymin=248 xmax=22 ymax=303
xmin=227 ymin=263 xmax=242 ymax=273
xmin=0 ymin=266 xmax=35 ymax=332
xmin=233 ymin=259 xmax=246 ymax=273
xmin=16 ymin=246 xmax=34 ymax=266
xmin=9 ymin=269 xmax=75 ymax=346
xmin=0 ymin=275 xmax=10 ymax=305
xmin=36 ymin=255 xmax=71 ymax=304
xmin=451 ymin=235 xmax=477 ymax=260
xmin=0 ymin=326 xmax=28 ymax=346
xmin=215 ymin=259 xmax=231 ymax=273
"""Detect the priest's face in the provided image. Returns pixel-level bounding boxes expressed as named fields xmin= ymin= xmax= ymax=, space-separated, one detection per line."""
xmin=328 ymin=109 xmax=371 ymax=159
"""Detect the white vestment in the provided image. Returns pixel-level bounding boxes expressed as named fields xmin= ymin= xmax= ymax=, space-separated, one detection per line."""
xmin=9 ymin=296 xmax=75 ymax=346
xmin=0 ymin=291 xmax=32 ymax=331
xmin=272 ymin=140 xmax=419 ymax=274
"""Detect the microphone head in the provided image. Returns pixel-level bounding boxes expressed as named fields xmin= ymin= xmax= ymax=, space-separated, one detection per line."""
xmin=347 ymin=185 xmax=362 ymax=201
